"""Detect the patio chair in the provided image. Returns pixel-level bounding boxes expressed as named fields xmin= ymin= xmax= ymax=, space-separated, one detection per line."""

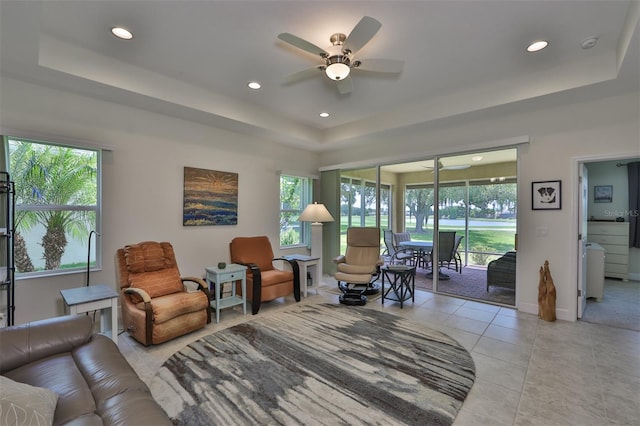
xmin=394 ymin=232 xmax=425 ymax=268
xmin=424 ymin=231 xmax=457 ymax=275
xmin=383 ymin=230 xmax=414 ymax=265
xmin=447 ymin=234 xmax=464 ymax=273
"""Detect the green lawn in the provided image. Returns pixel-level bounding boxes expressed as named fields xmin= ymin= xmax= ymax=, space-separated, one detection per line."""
xmin=339 ymin=215 xmax=516 ymax=265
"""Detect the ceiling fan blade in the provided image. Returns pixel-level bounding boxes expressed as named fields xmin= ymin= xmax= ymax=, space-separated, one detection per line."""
xmin=284 ymin=66 xmax=323 ymax=85
xmin=278 ymin=33 xmax=328 ymax=58
xmin=343 ymin=16 xmax=382 ymax=55
xmin=355 ymin=59 xmax=404 ymax=74
xmin=442 ymin=165 xmax=471 ymax=171
xmin=336 ymin=76 xmax=353 ymax=94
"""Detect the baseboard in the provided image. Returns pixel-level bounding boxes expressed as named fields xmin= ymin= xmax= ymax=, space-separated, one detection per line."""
xmin=517 ymin=302 xmax=573 ymax=322
xmin=518 ymin=302 xmax=538 ymax=317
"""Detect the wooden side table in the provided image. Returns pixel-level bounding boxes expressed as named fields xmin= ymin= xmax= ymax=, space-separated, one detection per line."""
xmin=205 ymin=264 xmax=247 ymax=323
xmin=283 ymin=255 xmax=320 ymax=297
xmin=60 ymin=284 xmax=119 ymax=343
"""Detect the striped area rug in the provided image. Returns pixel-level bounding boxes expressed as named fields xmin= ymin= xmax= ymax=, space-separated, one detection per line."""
xmin=151 ymin=303 xmax=475 ymax=425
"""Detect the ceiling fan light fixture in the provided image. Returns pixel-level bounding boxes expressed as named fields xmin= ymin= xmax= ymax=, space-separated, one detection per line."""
xmin=325 ymin=56 xmax=351 ymax=81
xmin=527 ymin=40 xmax=548 ymax=52
xmin=111 ymin=26 xmax=133 ymax=40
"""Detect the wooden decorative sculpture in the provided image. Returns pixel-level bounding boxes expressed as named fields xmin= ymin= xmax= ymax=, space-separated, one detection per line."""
xmin=538 ymin=260 xmax=557 ymax=322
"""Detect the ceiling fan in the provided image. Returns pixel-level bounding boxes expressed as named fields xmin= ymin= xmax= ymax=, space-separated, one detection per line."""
xmin=277 ymin=16 xmax=404 ymax=94
xmin=422 ymin=160 xmax=472 ymax=172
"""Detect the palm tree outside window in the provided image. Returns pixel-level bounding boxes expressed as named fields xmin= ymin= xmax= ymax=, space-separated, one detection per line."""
xmin=4 ymin=136 xmax=101 ymax=277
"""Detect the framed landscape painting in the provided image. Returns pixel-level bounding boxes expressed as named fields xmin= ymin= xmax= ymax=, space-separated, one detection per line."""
xmin=532 ymin=180 xmax=561 ymax=210
xmin=594 ymin=185 xmax=613 ymax=203
xmin=183 ymin=167 xmax=238 ymax=226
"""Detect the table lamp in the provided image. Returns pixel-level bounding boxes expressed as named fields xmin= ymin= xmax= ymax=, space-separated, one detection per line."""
xmin=298 ymin=202 xmax=334 ymax=280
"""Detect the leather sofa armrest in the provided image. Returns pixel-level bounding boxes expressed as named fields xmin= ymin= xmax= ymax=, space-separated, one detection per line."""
xmin=334 ymin=255 xmax=346 ymax=264
xmin=0 ymin=315 xmax=94 ymax=374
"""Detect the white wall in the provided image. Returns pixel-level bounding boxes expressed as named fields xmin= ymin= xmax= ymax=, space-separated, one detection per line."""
xmin=1 ymin=77 xmax=318 ymax=324
xmin=319 ymin=90 xmax=640 ymax=321
xmin=2 ymin=75 xmax=638 ymax=324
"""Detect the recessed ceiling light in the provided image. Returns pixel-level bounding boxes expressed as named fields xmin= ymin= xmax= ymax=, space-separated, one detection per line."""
xmin=111 ymin=27 xmax=133 ymax=40
xmin=527 ymin=40 xmax=548 ymax=52
xmin=319 ymin=112 xmax=330 ymax=118
xmin=247 ymin=81 xmax=261 ymax=90
xmin=471 ymin=156 xmax=483 ymax=162
xmin=580 ymin=37 xmax=598 ymax=50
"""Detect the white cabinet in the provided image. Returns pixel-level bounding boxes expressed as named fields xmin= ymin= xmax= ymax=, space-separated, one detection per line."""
xmin=587 ymin=222 xmax=629 ymax=280
xmin=586 ymin=243 xmax=605 ymax=301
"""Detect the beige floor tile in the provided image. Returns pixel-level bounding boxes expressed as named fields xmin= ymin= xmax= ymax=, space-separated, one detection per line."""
xmin=483 ymin=323 xmax=536 ymax=347
xmin=473 ymin=336 xmax=532 ymax=367
xmin=472 ymin=352 xmax=527 ymax=392
xmin=119 ymin=287 xmax=640 ymax=426
xmin=453 ymin=378 xmax=519 ymax=426
xmin=445 ymin=314 xmax=491 ymax=335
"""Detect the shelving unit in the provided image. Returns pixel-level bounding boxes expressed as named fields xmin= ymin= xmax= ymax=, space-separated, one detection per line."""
xmin=0 ymin=171 xmax=15 ymax=327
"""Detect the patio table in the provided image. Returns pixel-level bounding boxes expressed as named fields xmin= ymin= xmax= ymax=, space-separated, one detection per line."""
xmin=398 ymin=240 xmax=450 ymax=280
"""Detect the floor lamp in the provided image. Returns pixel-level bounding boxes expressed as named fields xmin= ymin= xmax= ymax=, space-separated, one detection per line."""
xmin=298 ymin=202 xmax=334 ymax=280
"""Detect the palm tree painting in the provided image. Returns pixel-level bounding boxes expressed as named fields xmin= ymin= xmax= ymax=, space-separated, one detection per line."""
xmin=183 ymin=167 xmax=238 ymax=226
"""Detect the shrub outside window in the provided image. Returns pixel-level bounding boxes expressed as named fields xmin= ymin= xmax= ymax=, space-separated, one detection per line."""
xmin=5 ymin=136 xmax=101 ymax=277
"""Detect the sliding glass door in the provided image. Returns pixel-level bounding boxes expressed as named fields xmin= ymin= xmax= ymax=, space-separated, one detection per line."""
xmin=339 ymin=148 xmax=518 ymax=306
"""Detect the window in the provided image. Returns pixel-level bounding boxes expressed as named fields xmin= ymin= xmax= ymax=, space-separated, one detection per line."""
xmin=5 ymin=136 xmax=101 ymax=277
xmin=279 ymin=175 xmax=312 ymax=247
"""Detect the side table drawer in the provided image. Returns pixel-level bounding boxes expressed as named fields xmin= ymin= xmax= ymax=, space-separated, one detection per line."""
xmin=214 ymin=271 xmax=243 ymax=282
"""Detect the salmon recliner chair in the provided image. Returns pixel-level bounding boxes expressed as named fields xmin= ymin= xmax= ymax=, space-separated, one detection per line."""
xmin=229 ymin=236 xmax=301 ymax=315
xmin=334 ymin=227 xmax=384 ymax=305
xmin=116 ymin=241 xmax=210 ymax=346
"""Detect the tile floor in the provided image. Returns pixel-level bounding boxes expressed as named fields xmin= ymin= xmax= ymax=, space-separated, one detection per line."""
xmin=118 ymin=279 xmax=640 ymax=426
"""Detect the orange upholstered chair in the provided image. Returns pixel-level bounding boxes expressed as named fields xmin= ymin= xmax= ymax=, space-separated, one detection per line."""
xmin=116 ymin=241 xmax=210 ymax=346
xmin=229 ymin=236 xmax=300 ymax=315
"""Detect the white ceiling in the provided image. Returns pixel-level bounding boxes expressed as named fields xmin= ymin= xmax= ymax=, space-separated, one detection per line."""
xmin=1 ymin=1 xmax=638 ymax=151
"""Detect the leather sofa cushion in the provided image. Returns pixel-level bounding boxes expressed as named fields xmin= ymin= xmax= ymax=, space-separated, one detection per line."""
xmin=4 ymin=335 xmax=171 ymax=426
xmin=137 ymin=290 xmax=209 ymax=324
xmin=0 ymin=315 xmax=94 ymax=374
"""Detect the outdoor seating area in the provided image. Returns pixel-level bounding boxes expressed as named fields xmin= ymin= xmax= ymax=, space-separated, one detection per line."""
xmin=413 ymin=264 xmax=515 ymax=306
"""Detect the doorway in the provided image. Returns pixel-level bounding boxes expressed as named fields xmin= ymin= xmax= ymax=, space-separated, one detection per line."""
xmin=578 ymin=157 xmax=640 ymax=331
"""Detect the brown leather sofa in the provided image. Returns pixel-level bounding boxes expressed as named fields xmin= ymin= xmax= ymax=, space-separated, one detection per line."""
xmin=0 ymin=315 xmax=171 ymax=425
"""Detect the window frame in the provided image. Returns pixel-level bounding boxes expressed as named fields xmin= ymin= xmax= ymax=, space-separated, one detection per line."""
xmin=279 ymin=174 xmax=313 ymax=249
xmin=5 ymin=136 xmax=102 ymax=279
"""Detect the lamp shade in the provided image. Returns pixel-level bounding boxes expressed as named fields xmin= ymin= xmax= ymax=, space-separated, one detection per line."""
xmin=298 ymin=202 xmax=334 ymax=223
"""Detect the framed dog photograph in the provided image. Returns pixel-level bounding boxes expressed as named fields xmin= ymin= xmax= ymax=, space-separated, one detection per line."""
xmin=532 ymin=180 xmax=561 ymax=210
